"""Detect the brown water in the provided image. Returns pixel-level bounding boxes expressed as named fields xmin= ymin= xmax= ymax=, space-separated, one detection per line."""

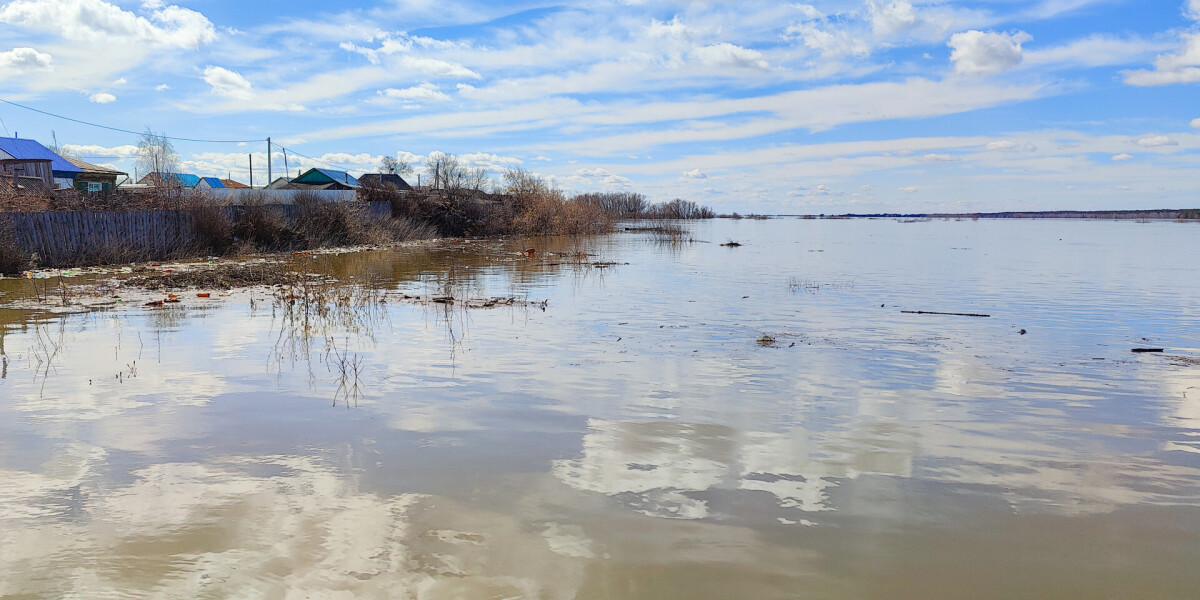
xmin=2 ymin=218 xmax=1199 ymax=599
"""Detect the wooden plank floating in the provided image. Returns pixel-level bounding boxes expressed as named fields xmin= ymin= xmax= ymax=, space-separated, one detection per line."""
xmin=901 ymin=310 xmax=991 ymax=318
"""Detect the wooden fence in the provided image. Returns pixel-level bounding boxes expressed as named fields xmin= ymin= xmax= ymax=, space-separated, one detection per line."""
xmin=4 ymin=201 xmax=393 ymax=267
xmin=10 ymin=209 xmax=197 ymax=265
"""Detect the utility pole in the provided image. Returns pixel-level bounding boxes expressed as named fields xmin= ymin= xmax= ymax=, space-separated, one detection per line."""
xmin=248 ymin=154 xmax=253 ymax=188
xmin=267 ymin=137 xmax=272 ymax=187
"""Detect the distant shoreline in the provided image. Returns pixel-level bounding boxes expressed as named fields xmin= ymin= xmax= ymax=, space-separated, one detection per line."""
xmin=777 ymin=209 xmax=1200 ymax=220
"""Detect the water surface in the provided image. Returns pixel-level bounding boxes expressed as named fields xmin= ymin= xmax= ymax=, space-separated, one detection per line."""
xmin=2 ymin=218 xmax=1199 ymax=598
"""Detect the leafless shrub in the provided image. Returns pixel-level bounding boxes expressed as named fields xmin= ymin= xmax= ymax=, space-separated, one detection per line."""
xmin=573 ymin=192 xmax=648 ymax=218
xmin=644 ymin=198 xmax=715 ymax=219
xmin=230 ymin=198 xmax=291 ymax=251
xmin=181 ymin=193 xmax=233 ymax=255
xmin=0 ymin=215 xmax=29 ymax=274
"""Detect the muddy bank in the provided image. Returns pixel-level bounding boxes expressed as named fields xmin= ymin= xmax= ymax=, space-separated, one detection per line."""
xmin=0 ymin=237 xmax=625 ymax=322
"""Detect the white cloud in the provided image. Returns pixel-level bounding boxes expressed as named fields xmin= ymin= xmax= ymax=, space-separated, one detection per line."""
xmin=683 ymin=169 xmax=707 ymax=179
xmin=690 ymin=43 xmax=769 ymax=70
xmin=1112 ymin=153 xmax=1134 ymax=161
xmin=986 ymin=140 xmax=1036 ymax=151
xmin=1024 ymin=35 xmax=1172 ymax=67
xmin=203 ymin=65 xmax=253 ymax=100
xmin=341 ymin=34 xmax=479 ymax=79
xmin=1135 ymin=134 xmax=1177 ymax=147
xmin=0 ymin=0 xmax=216 ymax=48
xmin=795 ymin=4 xmax=824 ymax=20
xmin=1191 ymin=118 xmax=1200 ymax=129
xmin=378 ymin=83 xmax=450 ymax=102
xmin=949 ymin=30 xmax=1032 ymax=75
xmin=1123 ymin=33 xmax=1200 ymax=85
xmin=397 ymin=56 xmax=481 ymax=79
xmin=567 ymin=167 xmax=633 ymax=189
xmin=916 ymin=153 xmax=960 ymax=162
xmin=459 ymin=152 xmax=523 ymax=170
xmin=898 ymin=186 xmax=918 ymax=193
xmin=786 ymin=22 xmax=871 ymax=58
xmin=155 ymin=83 xmax=170 ymax=91
xmin=1188 ymin=0 xmax=1200 ymax=20
xmin=0 ymin=47 xmax=52 ymax=74
xmin=88 ymin=92 xmax=115 ymax=103
xmin=61 ymin=143 xmax=138 ymax=158
xmin=870 ymin=1 xmax=919 ymax=37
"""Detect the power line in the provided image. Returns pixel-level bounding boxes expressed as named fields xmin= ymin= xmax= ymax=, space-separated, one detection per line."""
xmin=277 ymin=145 xmax=356 ymax=173
xmin=0 ymin=97 xmax=263 ymax=144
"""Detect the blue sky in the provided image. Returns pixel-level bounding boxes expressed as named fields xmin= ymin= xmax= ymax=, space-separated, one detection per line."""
xmin=1 ymin=0 xmax=1199 ymax=213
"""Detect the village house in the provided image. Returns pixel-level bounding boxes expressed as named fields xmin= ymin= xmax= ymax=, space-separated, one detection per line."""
xmin=220 ymin=178 xmax=249 ymax=189
xmin=358 ymin=173 xmax=413 ymax=190
xmin=0 ymin=135 xmax=81 ymax=194
xmin=66 ymin=157 xmax=127 ymax=193
xmin=137 ymin=172 xmax=227 ymax=189
xmin=271 ymin=168 xmax=360 ymax=191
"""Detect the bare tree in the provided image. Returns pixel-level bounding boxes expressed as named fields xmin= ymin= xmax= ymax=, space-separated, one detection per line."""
xmin=501 ymin=167 xmax=552 ymax=197
xmin=573 ymin=192 xmax=648 ymax=217
xmin=136 ymin=129 xmax=179 ymax=187
xmin=426 ymin=152 xmax=488 ymax=192
xmin=379 ymin=155 xmax=413 ymax=176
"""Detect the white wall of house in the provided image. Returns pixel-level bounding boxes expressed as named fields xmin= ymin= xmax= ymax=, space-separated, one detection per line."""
xmin=205 ymin=189 xmax=357 ymax=204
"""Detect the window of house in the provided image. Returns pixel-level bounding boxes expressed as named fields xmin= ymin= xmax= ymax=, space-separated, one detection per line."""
xmin=87 ymin=182 xmax=102 ymax=192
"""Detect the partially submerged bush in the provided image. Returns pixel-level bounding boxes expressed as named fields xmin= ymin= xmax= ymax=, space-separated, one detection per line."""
xmin=502 ymin=168 xmax=613 ymax=236
xmin=294 ymin=192 xmax=389 ymax=248
xmin=229 ymin=195 xmax=292 ymax=251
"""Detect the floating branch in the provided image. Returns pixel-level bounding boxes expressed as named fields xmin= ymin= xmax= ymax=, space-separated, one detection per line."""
xmin=901 ymin=310 xmax=991 ymax=318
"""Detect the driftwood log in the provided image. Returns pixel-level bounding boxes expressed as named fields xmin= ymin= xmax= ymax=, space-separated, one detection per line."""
xmin=901 ymin=310 xmax=990 ymax=318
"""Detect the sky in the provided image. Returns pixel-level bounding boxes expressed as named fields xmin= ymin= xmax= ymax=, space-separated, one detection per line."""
xmin=1 ymin=0 xmax=1199 ymax=214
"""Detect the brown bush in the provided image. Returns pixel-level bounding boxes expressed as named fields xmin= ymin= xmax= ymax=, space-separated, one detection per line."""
xmin=229 ymin=194 xmax=292 ymax=251
xmin=293 ymin=193 xmax=387 ymax=247
xmin=0 ymin=215 xmax=29 ymax=274
xmin=181 ymin=194 xmax=234 ymax=255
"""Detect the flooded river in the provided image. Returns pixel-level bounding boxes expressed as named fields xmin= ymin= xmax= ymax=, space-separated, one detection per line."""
xmin=2 ymin=218 xmax=1199 ymax=599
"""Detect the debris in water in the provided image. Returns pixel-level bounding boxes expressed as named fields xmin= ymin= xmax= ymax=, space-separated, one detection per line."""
xmin=721 ymin=241 xmax=742 ymax=247
xmin=1131 ymin=348 xmax=1164 ymax=353
xmin=901 ymin=310 xmax=991 ymax=318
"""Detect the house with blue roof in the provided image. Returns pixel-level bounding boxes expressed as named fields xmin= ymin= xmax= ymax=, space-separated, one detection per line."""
xmin=272 ymin=168 xmax=359 ymax=191
xmin=137 ymin=172 xmax=226 ymax=189
xmin=0 ymin=135 xmax=82 ymax=192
